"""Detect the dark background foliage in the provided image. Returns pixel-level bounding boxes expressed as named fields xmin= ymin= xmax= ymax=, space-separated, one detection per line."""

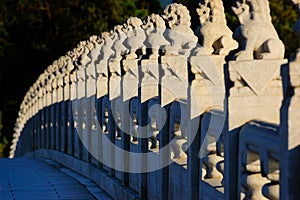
xmin=0 ymin=0 xmax=299 ymax=157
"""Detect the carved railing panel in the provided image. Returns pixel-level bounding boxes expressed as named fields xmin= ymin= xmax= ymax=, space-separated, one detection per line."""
xmin=238 ymin=121 xmax=280 ymax=200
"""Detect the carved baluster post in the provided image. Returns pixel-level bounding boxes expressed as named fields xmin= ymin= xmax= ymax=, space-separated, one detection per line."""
xmin=236 ymin=121 xmax=281 ymax=200
xmin=35 ymin=85 xmax=40 ymax=151
xmin=30 ymin=87 xmax=36 ymax=151
xmin=97 ymin=32 xmax=115 ymax=176
xmin=79 ymin=40 xmax=95 ymax=163
xmin=85 ymin=36 xmax=100 ymax=166
xmin=38 ymin=75 xmax=46 ymax=149
xmin=70 ymin=66 xmax=79 ymax=158
xmin=30 ymin=88 xmax=36 ymax=151
xmin=45 ymin=70 xmax=51 ymax=149
xmin=192 ymin=1 xmax=238 ymax=197
xmin=27 ymin=91 xmax=32 ymax=152
xmin=190 ymin=53 xmax=227 ymax=199
xmin=128 ymin=98 xmax=141 ymax=194
xmin=50 ymin=69 xmax=58 ymax=150
xmin=56 ymin=65 xmax=63 ymax=151
xmin=280 ymin=51 xmax=300 ymax=199
xmin=140 ymin=13 xmax=165 ymax=196
xmin=169 ymin=101 xmax=188 ymax=200
xmin=109 ymin=25 xmax=128 ymax=181
xmin=108 ymin=31 xmax=124 ymax=179
xmin=226 ymin=1 xmax=287 ymax=198
xmin=121 ymin=16 xmax=145 ymax=194
xmin=59 ymin=58 xmax=68 ymax=153
xmin=77 ymin=62 xmax=86 ymax=160
xmin=24 ymin=99 xmax=30 ymax=153
xmin=87 ymin=37 xmax=103 ymax=168
xmin=101 ymin=96 xmax=111 ymax=172
xmin=95 ymin=33 xmax=112 ymax=173
xmin=263 ymin=156 xmax=280 ymax=199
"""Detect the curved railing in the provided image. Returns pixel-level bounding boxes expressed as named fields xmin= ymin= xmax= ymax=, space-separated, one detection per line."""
xmin=9 ymin=1 xmax=300 ymax=200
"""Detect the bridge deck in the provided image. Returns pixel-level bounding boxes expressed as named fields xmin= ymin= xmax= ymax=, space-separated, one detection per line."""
xmin=0 ymin=158 xmax=112 ymax=200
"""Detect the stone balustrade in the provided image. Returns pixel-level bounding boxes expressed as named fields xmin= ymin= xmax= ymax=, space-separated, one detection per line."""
xmin=9 ymin=1 xmax=300 ymax=200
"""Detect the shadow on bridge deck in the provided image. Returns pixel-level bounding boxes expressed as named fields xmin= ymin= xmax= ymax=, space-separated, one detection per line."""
xmin=0 ymin=158 xmax=112 ymax=200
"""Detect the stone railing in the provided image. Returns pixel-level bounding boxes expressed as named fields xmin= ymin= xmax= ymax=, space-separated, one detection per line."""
xmin=9 ymin=1 xmax=300 ymax=200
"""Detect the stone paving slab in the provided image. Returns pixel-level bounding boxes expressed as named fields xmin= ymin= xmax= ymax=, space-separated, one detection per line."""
xmin=0 ymin=158 xmax=109 ymax=200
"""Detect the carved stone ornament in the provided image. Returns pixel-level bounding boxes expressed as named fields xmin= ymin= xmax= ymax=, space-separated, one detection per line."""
xmin=232 ymin=0 xmax=285 ymax=60
xmin=196 ymin=0 xmax=238 ymax=55
xmin=162 ymin=3 xmax=198 ymax=56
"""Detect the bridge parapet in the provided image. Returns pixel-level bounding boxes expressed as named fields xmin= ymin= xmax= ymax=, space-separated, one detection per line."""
xmin=9 ymin=1 xmax=300 ymax=200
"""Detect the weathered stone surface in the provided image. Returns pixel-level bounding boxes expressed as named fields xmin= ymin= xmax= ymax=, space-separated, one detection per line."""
xmin=196 ymin=0 xmax=238 ymax=55
xmin=232 ymin=0 xmax=285 ymax=60
xmin=140 ymin=59 xmax=159 ymax=103
xmin=161 ymin=56 xmax=188 ymax=106
xmin=228 ymin=59 xmax=286 ymax=130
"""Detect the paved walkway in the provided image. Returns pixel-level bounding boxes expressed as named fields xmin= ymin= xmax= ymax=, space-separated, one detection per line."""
xmin=0 ymin=158 xmax=112 ymax=200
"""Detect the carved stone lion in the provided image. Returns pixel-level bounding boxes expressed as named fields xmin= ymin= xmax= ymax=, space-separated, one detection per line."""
xmin=122 ymin=17 xmax=145 ymax=59
xmin=142 ymin=13 xmax=169 ymax=59
xmin=232 ymin=0 xmax=285 ymax=60
xmin=162 ymin=3 xmax=198 ymax=56
xmin=196 ymin=0 xmax=238 ymax=55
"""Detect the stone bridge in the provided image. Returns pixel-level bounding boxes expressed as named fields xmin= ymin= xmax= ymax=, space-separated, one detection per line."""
xmin=7 ymin=1 xmax=300 ymax=199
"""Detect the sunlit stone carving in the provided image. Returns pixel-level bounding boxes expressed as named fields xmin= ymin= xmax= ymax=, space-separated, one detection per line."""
xmin=170 ymin=101 xmax=188 ymax=160
xmin=162 ymin=3 xmax=197 ymax=56
xmin=122 ymin=17 xmax=145 ymax=59
xmin=142 ymin=14 xmax=169 ymax=59
xmin=232 ymin=0 xmax=285 ymax=60
xmin=196 ymin=0 xmax=238 ymax=55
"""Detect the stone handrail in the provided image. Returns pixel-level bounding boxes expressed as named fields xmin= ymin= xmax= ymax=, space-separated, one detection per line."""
xmin=9 ymin=1 xmax=300 ymax=200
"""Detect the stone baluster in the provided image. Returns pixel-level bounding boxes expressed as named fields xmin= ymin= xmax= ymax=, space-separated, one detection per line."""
xmin=241 ymin=150 xmax=270 ymax=200
xmin=95 ymin=32 xmax=111 ymax=99
xmin=263 ymin=156 xmax=279 ymax=199
xmin=169 ymin=101 xmax=188 ymax=161
xmin=47 ymin=66 xmax=55 ymax=150
xmin=130 ymin=101 xmax=139 ymax=144
xmin=29 ymin=86 xmax=35 ymax=151
xmin=73 ymin=41 xmax=89 ymax=161
xmin=37 ymin=75 xmax=45 ymax=149
xmin=55 ymin=62 xmax=63 ymax=151
xmin=201 ymin=112 xmax=224 ymax=179
xmin=23 ymin=98 xmax=30 ymax=153
xmin=238 ymin=121 xmax=280 ymax=200
xmin=140 ymin=13 xmax=164 ymax=104
xmin=114 ymin=97 xmax=123 ymax=181
xmin=44 ymin=69 xmax=51 ymax=149
xmin=34 ymin=82 xmax=41 ymax=150
xmin=101 ymin=96 xmax=111 ymax=172
xmin=58 ymin=57 xmax=69 ymax=153
xmin=50 ymin=67 xmax=58 ymax=150
xmin=168 ymin=100 xmax=189 ymax=200
xmin=69 ymin=58 xmax=80 ymax=158
xmin=119 ymin=17 xmax=146 ymax=192
xmin=226 ymin=0 xmax=287 ymax=198
xmin=83 ymin=36 xmax=100 ymax=165
xmin=280 ymin=1 xmax=300 ymax=198
xmin=128 ymin=97 xmax=144 ymax=198
xmin=147 ymin=98 xmax=169 ymax=200
xmin=147 ymin=101 xmax=159 ymax=150
xmin=97 ymin=32 xmax=118 ymax=175
xmin=108 ymin=26 xmax=127 ymax=180
xmin=31 ymin=87 xmax=38 ymax=151
xmin=28 ymin=87 xmax=35 ymax=151
xmin=40 ymin=73 xmax=47 ymax=150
